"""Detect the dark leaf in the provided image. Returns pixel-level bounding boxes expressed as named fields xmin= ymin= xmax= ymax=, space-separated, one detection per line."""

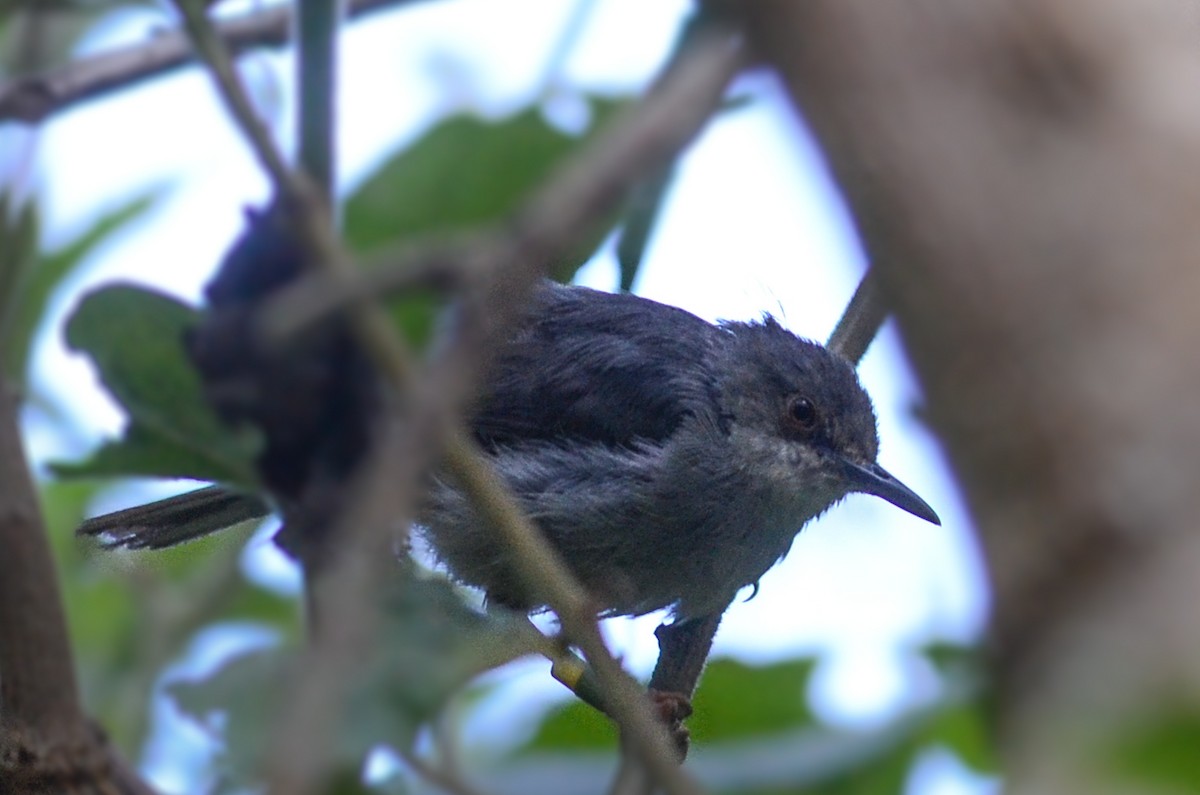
xmin=344 ymin=99 xmax=627 ymax=280
xmin=52 ymin=283 xmax=260 ymax=486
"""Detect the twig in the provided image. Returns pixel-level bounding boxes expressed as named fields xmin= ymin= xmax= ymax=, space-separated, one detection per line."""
xmin=168 ymin=6 xmax=433 ymax=793
xmin=261 ymin=33 xmax=751 ymax=345
xmin=826 ymin=268 xmax=886 ymax=364
xmin=0 ymin=0 xmax=422 ymax=124
xmin=295 ymin=0 xmax=343 ymax=204
xmin=174 ymin=0 xmax=293 ymax=194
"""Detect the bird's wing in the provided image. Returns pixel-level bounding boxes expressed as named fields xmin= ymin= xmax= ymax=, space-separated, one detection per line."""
xmin=472 ymin=283 xmax=725 ymax=449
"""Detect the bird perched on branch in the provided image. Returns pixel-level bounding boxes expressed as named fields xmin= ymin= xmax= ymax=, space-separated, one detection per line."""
xmin=80 ymin=280 xmax=938 ymax=621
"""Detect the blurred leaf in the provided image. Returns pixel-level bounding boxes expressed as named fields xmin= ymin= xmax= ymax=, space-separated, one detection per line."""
xmin=1110 ymin=706 xmax=1200 ymax=792
xmin=690 ymin=657 xmax=819 ymax=744
xmin=170 ymin=564 xmax=540 ymax=786
xmin=521 ymin=656 xmax=821 ymax=755
xmin=922 ymin=701 xmax=994 ymax=773
xmin=519 ymin=694 xmax=617 ymax=754
xmin=345 ymin=98 xmax=627 ymax=281
xmin=921 ymin=641 xmax=981 ymax=678
xmin=797 ymin=737 xmax=916 ymax=795
xmin=388 ymin=289 xmax=442 ymax=349
xmin=51 ymin=283 xmax=261 ymax=485
xmin=42 ymin=476 xmax=291 ymax=754
xmin=4 ymin=193 xmax=157 ymax=383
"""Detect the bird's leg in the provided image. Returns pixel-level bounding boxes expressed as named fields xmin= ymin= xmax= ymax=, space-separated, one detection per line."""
xmin=647 ymin=609 xmax=727 ymax=758
xmin=541 ymin=605 xmax=727 ymax=759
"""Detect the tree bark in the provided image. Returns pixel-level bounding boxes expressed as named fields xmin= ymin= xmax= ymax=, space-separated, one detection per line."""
xmin=740 ymin=0 xmax=1200 ymax=791
xmin=0 ymin=378 xmax=153 ymax=793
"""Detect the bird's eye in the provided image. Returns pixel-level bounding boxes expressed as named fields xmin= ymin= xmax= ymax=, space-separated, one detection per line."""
xmin=786 ymin=396 xmax=818 ymax=432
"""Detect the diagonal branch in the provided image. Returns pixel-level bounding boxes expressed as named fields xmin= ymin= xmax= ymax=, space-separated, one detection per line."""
xmin=0 ymin=0 xmax=423 ymax=124
xmin=827 ymin=267 xmax=886 ymax=365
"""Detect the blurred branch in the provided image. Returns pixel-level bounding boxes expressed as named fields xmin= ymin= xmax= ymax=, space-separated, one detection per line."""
xmin=739 ymin=0 xmax=1200 ymax=792
xmin=0 ymin=0 xmax=421 ymax=124
xmin=261 ymin=32 xmax=750 ymax=343
xmin=0 ymin=374 xmax=155 ymax=792
xmin=295 ymin=0 xmax=342 ymax=204
xmin=826 ymin=268 xmax=886 ymax=364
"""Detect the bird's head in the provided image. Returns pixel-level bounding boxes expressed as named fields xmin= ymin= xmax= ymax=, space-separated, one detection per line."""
xmin=717 ymin=317 xmax=940 ymax=526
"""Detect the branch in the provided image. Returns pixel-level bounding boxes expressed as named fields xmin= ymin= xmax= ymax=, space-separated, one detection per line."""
xmin=740 ymin=0 xmax=1200 ymax=792
xmin=0 ymin=0 xmax=421 ymax=124
xmin=0 ymin=375 xmax=155 ymax=792
xmin=295 ymin=0 xmax=343 ymax=203
xmin=826 ymin=267 xmax=886 ymax=364
xmin=261 ymin=32 xmax=752 ymax=344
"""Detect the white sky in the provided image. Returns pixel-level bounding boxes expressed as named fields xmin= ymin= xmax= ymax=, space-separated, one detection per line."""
xmin=19 ymin=1 xmax=990 ymax=791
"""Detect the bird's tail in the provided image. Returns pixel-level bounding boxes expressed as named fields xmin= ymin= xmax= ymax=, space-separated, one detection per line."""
xmin=77 ymin=485 xmax=271 ymax=549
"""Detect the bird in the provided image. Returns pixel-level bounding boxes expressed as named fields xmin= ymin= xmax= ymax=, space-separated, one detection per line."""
xmin=79 ymin=280 xmax=939 ymax=621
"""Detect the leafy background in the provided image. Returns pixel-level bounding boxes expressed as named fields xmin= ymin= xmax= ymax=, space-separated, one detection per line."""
xmin=2 ymin=1 xmax=994 ymax=792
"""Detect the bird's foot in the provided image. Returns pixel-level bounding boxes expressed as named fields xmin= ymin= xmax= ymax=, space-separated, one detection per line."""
xmin=648 ymin=688 xmax=693 ymax=759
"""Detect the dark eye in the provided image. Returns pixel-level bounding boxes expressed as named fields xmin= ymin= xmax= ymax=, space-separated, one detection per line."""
xmin=786 ymin=395 xmax=818 ymax=431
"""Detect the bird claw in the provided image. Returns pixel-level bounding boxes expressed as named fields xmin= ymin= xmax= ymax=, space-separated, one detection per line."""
xmin=648 ymin=689 xmax=693 ymax=759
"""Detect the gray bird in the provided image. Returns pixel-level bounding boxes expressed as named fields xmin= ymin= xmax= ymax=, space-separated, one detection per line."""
xmin=80 ymin=281 xmax=939 ymax=620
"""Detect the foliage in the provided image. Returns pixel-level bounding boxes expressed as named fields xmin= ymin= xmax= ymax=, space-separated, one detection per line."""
xmin=2 ymin=194 xmax=159 ymax=383
xmin=512 ymin=650 xmax=994 ymax=795
xmin=53 ymin=283 xmax=262 ymax=485
xmin=168 ymin=564 xmax=540 ymax=793
xmin=344 ymin=99 xmax=627 ymax=283
xmin=1109 ymin=705 xmax=1200 ymax=792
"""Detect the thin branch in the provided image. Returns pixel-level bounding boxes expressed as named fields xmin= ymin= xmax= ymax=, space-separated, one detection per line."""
xmin=174 ymin=0 xmax=294 ymax=194
xmin=0 ymin=0 xmax=422 ymax=124
xmin=261 ymin=33 xmax=751 ymax=344
xmin=295 ymin=0 xmax=343 ymax=203
xmin=826 ymin=267 xmax=886 ymax=364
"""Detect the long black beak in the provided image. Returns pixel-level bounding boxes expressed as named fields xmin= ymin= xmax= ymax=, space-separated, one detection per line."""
xmin=840 ymin=459 xmax=941 ymax=525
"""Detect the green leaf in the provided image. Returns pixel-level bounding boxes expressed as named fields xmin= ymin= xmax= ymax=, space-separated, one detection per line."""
xmin=690 ymin=657 xmax=819 ymax=744
xmin=51 ymin=283 xmax=260 ymax=485
xmin=519 ymin=695 xmax=617 ymax=754
xmin=521 ymin=656 xmax=822 ymax=755
xmin=170 ymin=564 xmax=540 ymax=786
xmin=345 ymin=99 xmax=627 ymax=279
xmin=922 ymin=701 xmax=995 ymax=773
xmin=1109 ymin=705 xmax=1200 ymax=792
xmin=4 ymin=193 xmax=158 ymax=383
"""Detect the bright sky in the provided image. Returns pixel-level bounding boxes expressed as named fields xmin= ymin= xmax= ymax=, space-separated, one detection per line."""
xmin=22 ymin=1 xmax=990 ymax=791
